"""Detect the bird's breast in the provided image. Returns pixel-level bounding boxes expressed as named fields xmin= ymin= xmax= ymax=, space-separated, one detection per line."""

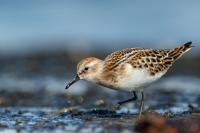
xmin=115 ymin=64 xmax=166 ymax=91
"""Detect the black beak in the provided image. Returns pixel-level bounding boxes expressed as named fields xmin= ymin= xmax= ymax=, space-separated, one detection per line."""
xmin=65 ymin=75 xmax=80 ymax=89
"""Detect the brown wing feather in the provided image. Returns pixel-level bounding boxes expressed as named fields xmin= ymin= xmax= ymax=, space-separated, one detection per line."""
xmin=126 ymin=42 xmax=192 ymax=75
xmin=125 ymin=49 xmax=171 ymax=75
xmin=102 ymin=48 xmax=145 ymax=83
xmin=103 ymin=48 xmax=144 ymax=71
xmin=168 ymin=41 xmax=192 ymax=60
xmin=103 ymin=42 xmax=192 ymax=76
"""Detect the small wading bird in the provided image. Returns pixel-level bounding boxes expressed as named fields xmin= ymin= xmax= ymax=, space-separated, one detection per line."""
xmin=65 ymin=42 xmax=192 ymax=117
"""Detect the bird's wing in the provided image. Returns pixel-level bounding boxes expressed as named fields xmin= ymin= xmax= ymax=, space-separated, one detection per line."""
xmin=125 ymin=42 xmax=192 ymax=76
xmin=103 ymin=48 xmax=146 ymax=71
xmin=103 ymin=42 xmax=192 ymax=76
xmin=125 ymin=48 xmax=170 ymax=76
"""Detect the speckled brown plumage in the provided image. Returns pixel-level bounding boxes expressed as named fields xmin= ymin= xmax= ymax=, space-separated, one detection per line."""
xmin=103 ymin=42 xmax=192 ymax=76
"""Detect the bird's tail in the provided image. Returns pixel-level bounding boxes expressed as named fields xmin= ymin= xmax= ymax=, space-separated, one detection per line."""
xmin=167 ymin=41 xmax=192 ymax=60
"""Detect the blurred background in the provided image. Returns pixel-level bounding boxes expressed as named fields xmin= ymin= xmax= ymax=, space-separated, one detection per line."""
xmin=0 ymin=1 xmax=200 ymax=132
xmin=0 ymin=0 xmax=200 ymax=105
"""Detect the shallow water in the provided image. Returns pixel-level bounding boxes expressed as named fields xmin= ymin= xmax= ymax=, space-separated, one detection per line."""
xmin=0 ymin=65 xmax=200 ymax=132
xmin=0 ymin=108 xmax=82 ymax=133
xmin=0 ymin=82 xmax=199 ymax=133
xmin=0 ymin=107 xmax=138 ymax=133
xmin=0 ymin=103 xmax=199 ymax=133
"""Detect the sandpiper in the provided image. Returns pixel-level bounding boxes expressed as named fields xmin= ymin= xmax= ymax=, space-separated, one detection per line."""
xmin=65 ymin=42 xmax=192 ymax=117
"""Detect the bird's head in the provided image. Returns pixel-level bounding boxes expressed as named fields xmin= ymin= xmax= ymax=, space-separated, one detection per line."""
xmin=65 ymin=57 xmax=103 ymax=89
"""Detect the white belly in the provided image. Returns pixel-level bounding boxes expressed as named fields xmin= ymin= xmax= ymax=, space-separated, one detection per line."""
xmin=117 ymin=64 xmax=166 ymax=91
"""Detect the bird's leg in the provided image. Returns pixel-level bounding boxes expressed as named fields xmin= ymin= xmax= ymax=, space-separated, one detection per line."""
xmin=139 ymin=91 xmax=144 ymax=118
xmin=118 ymin=91 xmax=137 ymax=105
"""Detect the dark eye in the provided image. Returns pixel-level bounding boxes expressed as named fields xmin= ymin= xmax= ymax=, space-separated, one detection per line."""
xmin=84 ymin=67 xmax=89 ymax=71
